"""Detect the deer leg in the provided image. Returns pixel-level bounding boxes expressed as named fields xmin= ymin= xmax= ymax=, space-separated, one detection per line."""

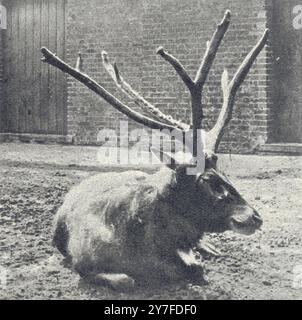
xmin=197 ymin=239 xmax=222 ymax=257
xmin=86 ymin=273 xmax=135 ymax=291
xmin=74 ymin=259 xmax=135 ymax=291
xmin=176 ymin=249 xmax=209 ymax=285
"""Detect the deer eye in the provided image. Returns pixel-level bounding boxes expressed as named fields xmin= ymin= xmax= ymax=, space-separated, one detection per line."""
xmin=213 ymin=185 xmax=229 ymax=199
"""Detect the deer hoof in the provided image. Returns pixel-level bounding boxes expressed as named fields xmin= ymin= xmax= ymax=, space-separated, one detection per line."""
xmin=92 ymin=273 xmax=135 ymax=291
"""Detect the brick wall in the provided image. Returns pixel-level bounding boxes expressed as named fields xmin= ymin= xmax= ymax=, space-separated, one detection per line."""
xmin=65 ymin=0 xmax=273 ymax=153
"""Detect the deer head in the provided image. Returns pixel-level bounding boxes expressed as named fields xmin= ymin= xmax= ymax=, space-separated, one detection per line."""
xmin=42 ymin=10 xmax=267 ymax=236
xmin=149 ymin=146 xmax=262 ymax=236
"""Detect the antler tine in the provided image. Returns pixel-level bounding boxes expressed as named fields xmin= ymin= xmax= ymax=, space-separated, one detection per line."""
xmin=41 ymin=47 xmax=184 ymax=133
xmin=155 ymin=11 xmax=231 ymax=158
xmin=195 ymin=10 xmax=231 ymax=89
xmin=156 ymin=46 xmax=195 ymax=92
xmin=206 ymin=28 xmax=269 ymax=153
xmin=75 ymin=52 xmax=83 ymax=72
xmin=101 ymin=51 xmax=189 ymax=131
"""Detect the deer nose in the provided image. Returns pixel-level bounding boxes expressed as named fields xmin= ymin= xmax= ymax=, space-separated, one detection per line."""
xmin=252 ymin=210 xmax=262 ymax=226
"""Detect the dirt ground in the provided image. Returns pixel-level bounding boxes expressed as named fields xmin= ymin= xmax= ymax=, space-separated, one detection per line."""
xmin=0 ymin=143 xmax=302 ymax=300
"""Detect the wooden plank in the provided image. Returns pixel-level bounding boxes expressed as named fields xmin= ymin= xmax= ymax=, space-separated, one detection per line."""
xmin=2 ymin=1 xmax=13 ymax=132
xmin=56 ymin=0 xmax=67 ymax=134
xmin=48 ymin=0 xmax=58 ymax=134
xmin=4 ymin=0 xmax=13 ymax=131
xmin=25 ymin=0 xmax=35 ymax=133
xmin=40 ymin=0 xmax=50 ymax=133
xmin=10 ymin=0 xmax=20 ymax=132
xmin=13 ymin=2 xmax=20 ymax=133
xmin=17 ymin=0 xmax=27 ymax=133
xmin=32 ymin=0 xmax=42 ymax=132
xmin=5 ymin=0 xmax=22 ymax=133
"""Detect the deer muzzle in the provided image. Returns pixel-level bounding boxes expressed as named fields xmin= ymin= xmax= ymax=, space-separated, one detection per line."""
xmin=229 ymin=208 xmax=262 ymax=236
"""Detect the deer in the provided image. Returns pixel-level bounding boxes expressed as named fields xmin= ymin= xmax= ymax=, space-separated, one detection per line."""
xmin=41 ymin=10 xmax=267 ymax=290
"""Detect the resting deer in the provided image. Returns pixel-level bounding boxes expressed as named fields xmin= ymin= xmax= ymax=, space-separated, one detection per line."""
xmin=42 ymin=11 xmax=267 ymax=289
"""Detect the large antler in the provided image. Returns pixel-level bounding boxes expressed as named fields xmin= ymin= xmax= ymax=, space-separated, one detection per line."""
xmin=157 ymin=11 xmax=268 ymax=159
xmin=157 ymin=11 xmax=231 ymax=124
xmin=101 ymin=51 xmax=189 ymax=131
xmin=41 ymin=10 xmax=268 ymax=164
xmin=157 ymin=10 xmax=231 ymax=157
xmin=41 ymin=47 xmax=184 ymax=134
xmin=206 ymin=29 xmax=269 ymax=154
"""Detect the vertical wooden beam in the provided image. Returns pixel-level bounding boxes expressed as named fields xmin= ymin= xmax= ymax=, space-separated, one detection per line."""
xmin=48 ymin=0 xmax=57 ymax=134
xmin=25 ymin=0 xmax=34 ymax=133
xmin=32 ymin=0 xmax=42 ymax=133
xmin=40 ymin=0 xmax=49 ymax=133
xmin=56 ymin=0 xmax=66 ymax=135
xmin=3 ymin=0 xmax=12 ymax=132
xmin=18 ymin=0 xmax=26 ymax=133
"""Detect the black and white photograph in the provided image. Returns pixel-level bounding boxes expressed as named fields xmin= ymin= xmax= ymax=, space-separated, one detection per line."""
xmin=0 ymin=0 xmax=301 ymax=302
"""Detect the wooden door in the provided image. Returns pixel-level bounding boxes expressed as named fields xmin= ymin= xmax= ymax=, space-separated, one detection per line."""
xmin=3 ymin=0 xmax=66 ymax=135
xmin=272 ymin=0 xmax=302 ymax=142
